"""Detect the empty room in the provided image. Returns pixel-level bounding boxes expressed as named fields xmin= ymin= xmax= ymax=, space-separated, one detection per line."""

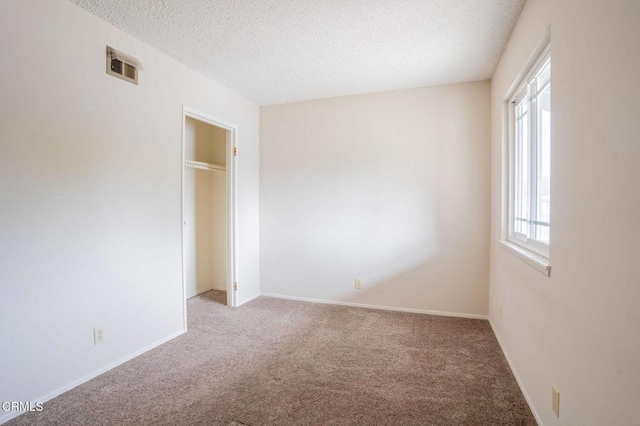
xmin=0 ymin=0 xmax=638 ymax=425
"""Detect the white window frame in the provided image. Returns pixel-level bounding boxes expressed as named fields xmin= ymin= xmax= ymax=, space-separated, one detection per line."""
xmin=502 ymin=43 xmax=551 ymax=275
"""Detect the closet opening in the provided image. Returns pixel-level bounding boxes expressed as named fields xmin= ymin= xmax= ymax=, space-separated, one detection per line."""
xmin=181 ymin=107 xmax=237 ymax=323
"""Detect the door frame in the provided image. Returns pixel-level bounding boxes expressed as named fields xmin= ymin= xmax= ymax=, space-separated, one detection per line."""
xmin=181 ymin=105 xmax=238 ymax=329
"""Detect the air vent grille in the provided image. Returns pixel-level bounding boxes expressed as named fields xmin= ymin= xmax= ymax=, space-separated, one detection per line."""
xmin=106 ymin=46 xmax=141 ymax=85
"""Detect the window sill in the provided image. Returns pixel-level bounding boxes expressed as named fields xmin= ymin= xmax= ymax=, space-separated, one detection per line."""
xmin=499 ymin=240 xmax=551 ymax=277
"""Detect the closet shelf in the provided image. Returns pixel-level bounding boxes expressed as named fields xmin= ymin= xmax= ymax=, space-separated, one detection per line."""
xmin=185 ymin=160 xmax=226 ymax=172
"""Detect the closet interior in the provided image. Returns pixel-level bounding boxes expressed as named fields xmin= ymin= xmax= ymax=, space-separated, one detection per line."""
xmin=183 ymin=116 xmax=228 ymax=304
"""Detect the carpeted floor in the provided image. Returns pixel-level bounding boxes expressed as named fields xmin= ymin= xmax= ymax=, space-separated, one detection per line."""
xmin=9 ymin=291 xmax=535 ymax=425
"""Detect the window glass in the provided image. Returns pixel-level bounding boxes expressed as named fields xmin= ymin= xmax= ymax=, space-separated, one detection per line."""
xmin=514 ymin=97 xmax=529 ymax=237
xmin=508 ymin=50 xmax=551 ymax=256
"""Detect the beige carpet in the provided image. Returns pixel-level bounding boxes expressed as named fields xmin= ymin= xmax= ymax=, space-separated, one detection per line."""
xmin=9 ymin=291 xmax=535 ymax=425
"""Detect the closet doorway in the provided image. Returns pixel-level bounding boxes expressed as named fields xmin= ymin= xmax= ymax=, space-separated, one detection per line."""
xmin=181 ymin=106 xmax=237 ymax=317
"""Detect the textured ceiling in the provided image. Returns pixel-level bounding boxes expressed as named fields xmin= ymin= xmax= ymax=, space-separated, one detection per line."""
xmin=70 ymin=0 xmax=526 ymax=105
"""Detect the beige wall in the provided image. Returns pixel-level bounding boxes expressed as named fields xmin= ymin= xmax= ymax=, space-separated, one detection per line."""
xmin=184 ymin=118 xmax=227 ymax=298
xmin=261 ymin=81 xmax=491 ymax=316
xmin=185 ymin=118 xmax=227 ymax=167
xmin=489 ymin=0 xmax=640 ymax=424
xmin=0 ymin=0 xmax=259 ymax=419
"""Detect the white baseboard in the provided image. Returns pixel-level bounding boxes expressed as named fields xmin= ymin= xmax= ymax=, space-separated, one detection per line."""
xmin=0 ymin=329 xmax=186 ymax=425
xmin=261 ymin=293 xmax=488 ymax=320
xmin=236 ymin=292 xmax=262 ymax=307
xmin=488 ymin=319 xmax=542 ymax=426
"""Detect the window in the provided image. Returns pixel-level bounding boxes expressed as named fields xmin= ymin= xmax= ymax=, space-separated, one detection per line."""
xmin=507 ymin=47 xmax=551 ymax=259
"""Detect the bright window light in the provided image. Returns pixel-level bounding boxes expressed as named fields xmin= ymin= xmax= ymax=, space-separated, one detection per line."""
xmin=508 ymin=48 xmax=551 ymax=257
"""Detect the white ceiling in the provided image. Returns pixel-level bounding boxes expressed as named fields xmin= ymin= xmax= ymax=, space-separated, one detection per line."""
xmin=70 ymin=0 xmax=526 ymax=106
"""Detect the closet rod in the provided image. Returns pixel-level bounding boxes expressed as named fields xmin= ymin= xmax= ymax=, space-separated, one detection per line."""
xmin=185 ymin=160 xmax=226 ymax=172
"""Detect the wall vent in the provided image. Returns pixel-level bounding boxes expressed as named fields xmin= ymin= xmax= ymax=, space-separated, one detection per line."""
xmin=106 ymin=46 xmax=142 ymax=85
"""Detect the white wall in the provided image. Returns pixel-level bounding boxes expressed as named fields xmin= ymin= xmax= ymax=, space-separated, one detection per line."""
xmin=0 ymin=0 xmax=260 ymax=420
xmin=184 ymin=118 xmax=228 ymax=297
xmin=261 ymin=82 xmax=491 ymax=316
xmin=489 ymin=0 xmax=640 ymax=424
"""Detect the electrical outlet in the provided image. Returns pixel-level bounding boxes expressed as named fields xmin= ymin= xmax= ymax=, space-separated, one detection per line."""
xmin=94 ymin=326 xmax=105 ymax=345
xmin=355 ymin=278 xmax=362 ymax=289
xmin=552 ymin=385 xmax=560 ymax=417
